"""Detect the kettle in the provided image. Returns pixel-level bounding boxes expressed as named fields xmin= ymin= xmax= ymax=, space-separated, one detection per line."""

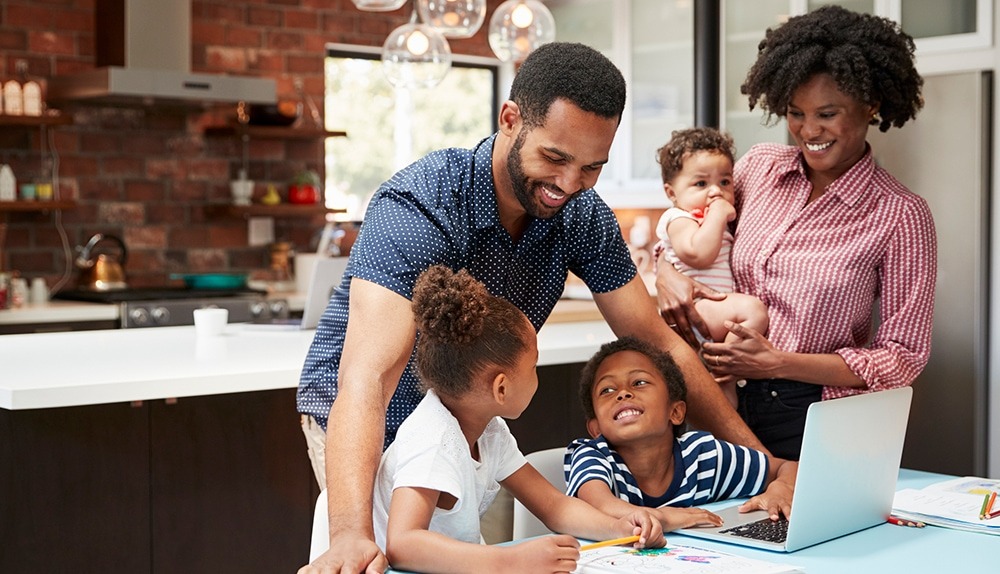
xmin=75 ymin=233 xmax=128 ymax=291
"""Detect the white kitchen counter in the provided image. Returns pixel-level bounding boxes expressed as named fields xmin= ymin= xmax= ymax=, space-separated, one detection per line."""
xmin=0 ymin=319 xmax=615 ymax=410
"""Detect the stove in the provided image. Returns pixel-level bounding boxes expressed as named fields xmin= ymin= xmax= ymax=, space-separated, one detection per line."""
xmin=54 ymin=287 xmax=290 ymax=328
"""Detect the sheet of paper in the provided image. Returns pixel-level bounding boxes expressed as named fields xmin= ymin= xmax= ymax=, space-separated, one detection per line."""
xmin=572 ymin=544 xmax=802 ymax=574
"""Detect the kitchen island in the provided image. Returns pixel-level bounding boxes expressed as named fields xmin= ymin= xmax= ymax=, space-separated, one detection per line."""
xmin=0 ymin=301 xmax=613 ymax=574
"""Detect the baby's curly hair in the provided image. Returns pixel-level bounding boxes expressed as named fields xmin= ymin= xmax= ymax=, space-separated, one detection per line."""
xmin=510 ymin=42 xmax=626 ymax=129
xmin=656 ymin=127 xmax=735 ymax=185
xmin=741 ymin=5 xmax=923 ymax=132
xmin=411 ymin=265 xmax=532 ymax=397
xmin=578 ymin=337 xmax=688 ymax=438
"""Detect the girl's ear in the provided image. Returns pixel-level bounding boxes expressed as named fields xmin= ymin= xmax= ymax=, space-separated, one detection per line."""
xmin=498 ymin=100 xmax=521 ymax=136
xmin=491 ymin=372 xmax=508 ymax=405
xmin=586 ymin=417 xmax=602 ymax=439
xmin=664 ymin=182 xmax=677 ymax=202
xmin=669 ymin=400 xmax=687 ymax=426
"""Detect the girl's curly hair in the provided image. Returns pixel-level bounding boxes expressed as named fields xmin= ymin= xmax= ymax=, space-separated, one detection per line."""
xmin=741 ymin=5 xmax=923 ymax=132
xmin=656 ymin=127 xmax=735 ymax=185
xmin=411 ymin=265 xmax=531 ymax=397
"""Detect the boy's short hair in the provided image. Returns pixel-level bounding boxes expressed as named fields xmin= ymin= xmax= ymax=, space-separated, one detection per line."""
xmin=578 ymin=336 xmax=688 ymax=423
xmin=655 ymin=127 xmax=735 ymax=184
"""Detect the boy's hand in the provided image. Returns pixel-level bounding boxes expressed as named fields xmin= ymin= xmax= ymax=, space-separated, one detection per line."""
xmin=655 ymin=506 xmax=724 ymax=531
xmin=618 ymin=509 xmax=666 ymax=548
xmin=504 ymin=534 xmax=580 ymax=574
xmin=739 ymin=479 xmax=794 ymax=520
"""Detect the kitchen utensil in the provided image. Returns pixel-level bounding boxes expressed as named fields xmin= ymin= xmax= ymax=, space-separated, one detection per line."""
xmin=75 ymin=233 xmax=127 ymax=291
xmin=170 ymin=273 xmax=248 ymax=290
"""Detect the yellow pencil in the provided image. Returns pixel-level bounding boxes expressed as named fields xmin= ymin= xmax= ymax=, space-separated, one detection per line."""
xmin=580 ymin=535 xmax=642 ymax=551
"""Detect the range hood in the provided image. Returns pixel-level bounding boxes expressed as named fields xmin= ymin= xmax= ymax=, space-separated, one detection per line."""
xmin=48 ymin=0 xmax=275 ymax=106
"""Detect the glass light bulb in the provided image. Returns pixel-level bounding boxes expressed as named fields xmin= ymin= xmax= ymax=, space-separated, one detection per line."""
xmin=352 ymin=0 xmax=407 ymax=11
xmin=511 ymin=3 xmax=534 ymax=28
xmin=406 ymin=30 xmax=430 ymax=56
xmin=488 ymin=0 xmax=555 ymax=62
xmin=416 ymin=0 xmax=486 ymax=39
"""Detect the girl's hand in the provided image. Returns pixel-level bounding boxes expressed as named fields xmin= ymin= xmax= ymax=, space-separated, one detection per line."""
xmin=655 ymin=506 xmax=723 ymax=530
xmin=503 ymin=534 xmax=580 ymax=574
xmin=705 ymin=197 xmax=736 ymax=222
xmin=618 ymin=509 xmax=666 ymax=548
xmin=701 ymin=321 xmax=782 ymax=380
xmin=654 ymin=261 xmax=725 ymax=348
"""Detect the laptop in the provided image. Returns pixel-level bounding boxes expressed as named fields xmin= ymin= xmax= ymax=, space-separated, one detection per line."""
xmin=251 ymin=256 xmax=348 ymax=330
xmin=676 ymin=386 xmax=913 ymax=552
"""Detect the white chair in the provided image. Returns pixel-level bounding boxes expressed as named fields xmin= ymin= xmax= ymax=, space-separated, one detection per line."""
xmin=309 ymin=489 xmax=328 ymax=562
xmin=512 ymin=447 xmax=568 ymax=540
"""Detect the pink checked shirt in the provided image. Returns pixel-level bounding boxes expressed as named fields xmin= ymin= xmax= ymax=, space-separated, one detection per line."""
xmin=732 ymin=143 xmax=937 ymax=400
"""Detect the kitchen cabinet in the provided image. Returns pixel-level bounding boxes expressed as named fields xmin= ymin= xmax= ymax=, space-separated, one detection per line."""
xmin=0 ymin=388 xmax=317 ymax=574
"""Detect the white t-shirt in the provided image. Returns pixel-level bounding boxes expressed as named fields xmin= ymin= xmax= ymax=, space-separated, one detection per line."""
xmin=655 ymin=206 xmax=735 ymax=293
xmin=372 ymin=389 xmax=528 ymax=550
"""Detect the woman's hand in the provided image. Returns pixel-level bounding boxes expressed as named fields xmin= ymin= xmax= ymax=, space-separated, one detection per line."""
xmin=654 ymin=258 xmax=725 ymax=347
xmin=701 ymin=321 xmax=783 ymax=380
xmin=654 ymin=506 xmax=723 ymax=531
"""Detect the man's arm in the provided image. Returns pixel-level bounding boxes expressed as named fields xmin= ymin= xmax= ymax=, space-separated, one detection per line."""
xmin=302 ymin=278 xmax=416 ymax=574
xmin=592 ymin=276 xmax=768 ymax=454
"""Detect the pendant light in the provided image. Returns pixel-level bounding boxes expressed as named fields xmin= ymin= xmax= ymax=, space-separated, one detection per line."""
xmin=382 ymin=7 xmax=453 ymax=89
xmin=488 ymin=0 xmax=555 ymax=62
xmin=416 ymin=0 xmax=487 ymax=39
xmin=352 ymin=0 xmax=407 ymax=11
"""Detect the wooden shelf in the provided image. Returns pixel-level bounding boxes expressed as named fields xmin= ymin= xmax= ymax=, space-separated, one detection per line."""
xmin=203 ymin=124 xmax=346 ymax=139
xmin=205 ymin=204 xmax=345 ymax=218
xmin=0 ymin=113 xmax=72 ymax=127
xmin=0 ymin=199 xmax=76 ymax=212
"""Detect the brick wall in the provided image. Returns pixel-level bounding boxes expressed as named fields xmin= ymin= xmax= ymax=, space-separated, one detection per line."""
xmin=0 ymin=0 xmax=503 ymax=288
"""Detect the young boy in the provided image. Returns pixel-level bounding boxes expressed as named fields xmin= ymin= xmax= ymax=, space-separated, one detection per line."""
xmin=653 ymin=128 xmax=769 ymax=407
xmin=565 ymin=336 xmax=797 ymax=531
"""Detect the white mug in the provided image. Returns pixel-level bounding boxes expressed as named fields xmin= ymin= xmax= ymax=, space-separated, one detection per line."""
xmin=193 ymin=307 xmax=229 ymax=337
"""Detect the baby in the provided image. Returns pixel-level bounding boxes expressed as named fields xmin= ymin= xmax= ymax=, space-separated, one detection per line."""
xmin=653 ymin=127 xmax=768 ymax=406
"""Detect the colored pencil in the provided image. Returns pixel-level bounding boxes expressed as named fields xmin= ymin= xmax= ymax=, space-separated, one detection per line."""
xmin=980 ymin=492 xmax=991 ymax=519
xmin=987 ymin=491 xmax=998 ymax=515
xmin=580 ymin=535 xmax=642 ymax=551
xmin=887 ymin=516 xmax=925 ymax=528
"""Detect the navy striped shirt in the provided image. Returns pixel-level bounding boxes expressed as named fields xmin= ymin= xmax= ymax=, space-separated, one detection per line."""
xmin=296 ymin=134 xmax=635 ymax=448
xmin=565 ymin=431 xmax=769 ymax=507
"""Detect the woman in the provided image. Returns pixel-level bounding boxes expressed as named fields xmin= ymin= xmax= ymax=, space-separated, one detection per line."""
xmin=656 ymin=6 xmax=937 ymax=460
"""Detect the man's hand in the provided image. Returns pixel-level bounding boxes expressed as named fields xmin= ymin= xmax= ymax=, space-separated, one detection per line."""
xmin=297 ymin=535 xmax=389 ymax=574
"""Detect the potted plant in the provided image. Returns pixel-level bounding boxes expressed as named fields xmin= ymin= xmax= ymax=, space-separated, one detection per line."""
xmin=288 ymin=170 xmax=321 ymax=205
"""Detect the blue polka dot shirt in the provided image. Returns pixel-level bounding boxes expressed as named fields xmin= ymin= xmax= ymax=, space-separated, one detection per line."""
xmin=296 ymin=134 xmax=636 ymax=449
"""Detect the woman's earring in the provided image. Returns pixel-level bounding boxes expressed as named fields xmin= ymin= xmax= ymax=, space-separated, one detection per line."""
xmin=870 ymin=111 xmax=881 ymax=125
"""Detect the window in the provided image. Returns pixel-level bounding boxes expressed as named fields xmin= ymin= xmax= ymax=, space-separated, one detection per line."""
xmin=324 ymin=45 xmax=500 ymax=219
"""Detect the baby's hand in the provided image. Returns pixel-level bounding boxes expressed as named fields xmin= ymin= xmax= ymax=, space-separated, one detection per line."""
xmin=618 ymin=509 xmax=666 ymax=548
xmin=655 ymin=506 xmax=724 ymax=531
xmin=705 ymin=198 xmax=736 ymax=222
xmin=503 ymin=534 xmax=580 ymax=574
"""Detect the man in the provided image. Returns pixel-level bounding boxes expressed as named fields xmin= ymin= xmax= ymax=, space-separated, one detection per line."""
xmin=297 ymin=42 xmax=766 ymax=574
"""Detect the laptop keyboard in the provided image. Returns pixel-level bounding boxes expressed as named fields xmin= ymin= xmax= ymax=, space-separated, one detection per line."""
xmin=720 ymin=517 xmax=789 ymax=543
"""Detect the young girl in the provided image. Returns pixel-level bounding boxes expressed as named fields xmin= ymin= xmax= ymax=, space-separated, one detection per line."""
xmin=653 ymin=127 xmax=769 ymax=407
xmin=373 ymin=265 xmax=664 ymax=574
xmin=566 ymin=337 xmax=797 ymax=531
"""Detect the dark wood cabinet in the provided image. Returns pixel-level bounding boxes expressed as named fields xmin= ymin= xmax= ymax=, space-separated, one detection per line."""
xmin=508 ymin=363 xmax=590 ymax=453
xmin=0 ymin=388 xmax=318 ymax=574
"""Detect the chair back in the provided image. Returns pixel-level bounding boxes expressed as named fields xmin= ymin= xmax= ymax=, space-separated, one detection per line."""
xmin=512 ymin=447 xmax=567 ymax=539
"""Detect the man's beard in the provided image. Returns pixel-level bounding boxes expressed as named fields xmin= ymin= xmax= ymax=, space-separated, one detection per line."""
xmin=506 ymin=129 xmax=568 ymax=220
